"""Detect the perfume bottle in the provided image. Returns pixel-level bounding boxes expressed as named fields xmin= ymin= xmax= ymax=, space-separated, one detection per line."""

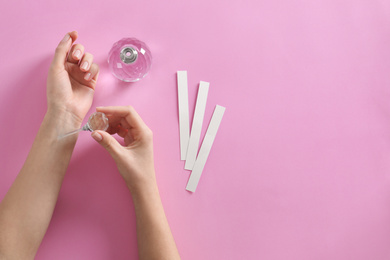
xmin=59 ymin=112 xmax=109 ymax=139
xmin=108 ymin=38 xmax=152 ymax=82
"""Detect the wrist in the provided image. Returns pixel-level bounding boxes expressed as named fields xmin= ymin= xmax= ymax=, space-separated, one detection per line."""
xmin=45 ymin=107 xmax=83 ymax=133
xmin=45 ymin=107 xmax=83 ymax=129
xmin=129 ymin=178 xmax=159 ymax=202
xmin=38 ymin=108 xmax=83 ymax=143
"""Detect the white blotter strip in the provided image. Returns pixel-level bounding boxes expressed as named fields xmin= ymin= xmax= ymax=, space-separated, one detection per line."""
xmin=186 ymin=105 xmax=226 ymax=192
xmin=184 ymin=81 xmax=209 ymax=170
xmin=177 ymin=71 xmax=190 ymax=160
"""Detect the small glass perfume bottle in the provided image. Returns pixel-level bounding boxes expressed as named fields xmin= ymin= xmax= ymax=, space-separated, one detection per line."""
xmin=59 ymin=112 xmax=109 ymax=139
xmin=108 ymin=37 xmax=152 ymax=82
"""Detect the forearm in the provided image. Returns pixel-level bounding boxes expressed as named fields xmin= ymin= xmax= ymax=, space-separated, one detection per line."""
xmin=132 ymin=181 xmax=180 ymax=260
xmin=0 ymin=110 xmax=80 ymax=258
xmin=91 ymin=105 xmax=180 ymax=259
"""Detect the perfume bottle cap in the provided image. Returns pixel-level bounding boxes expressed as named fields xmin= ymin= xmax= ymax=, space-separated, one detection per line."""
xmin=120 ymin=46 xmax=138 ymax=64
xmin=108 ymin=37 xmax=152 ymax=82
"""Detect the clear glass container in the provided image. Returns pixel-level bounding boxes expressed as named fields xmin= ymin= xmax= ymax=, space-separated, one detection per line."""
xmin=108 ymin=37 xmax=152 ymax=82
xmin=59 ymin=112 xmax=109 ymax=139
xmin=84 ymin=112 xmax=109 ymax=132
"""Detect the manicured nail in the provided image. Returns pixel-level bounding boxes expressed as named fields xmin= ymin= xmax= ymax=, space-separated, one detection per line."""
xmin=61 ymin=34 xmax=70 ymax=43
xmin=81 ymin=61 xmax=89 ymax=70
xmin=84 ymin=72 xmax=91 ymax=80
xmin=74 ymin=49 xmax=81 ymax=59
xmin=91 ymin=132 xmax=102 ymax=142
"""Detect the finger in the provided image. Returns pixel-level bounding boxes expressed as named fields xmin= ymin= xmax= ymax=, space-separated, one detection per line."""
xmin=92 ymin=63 xmax=100 ymax=81
xmin=96 ymin=106 xmax=148 ymax=130
xmin=124 ymin=134 xmax=134 ymax=146
xmin=91 ymin=131 xmax=122 ymax=159
xmin=104 ymin=113 xmax=145 ymax=144
xmin=67 ymin=43 xmax=85 ymax=64
xmin=104 ymin=115 xmax=131 ymax=131
xmin=84 ymin=63 xmax=99 ymax=82
xmin=99 ymin=113 xmax=121 ymax=134
xmin=80 ymin=52 xmax=93 ymax=72
xmin=106 ymin=123 xmax=121 ymax=135
xmin=117 ymin=126 xmax=129 ymax=138
xmin=121 ymin=118 xmax=130 ymax=129
xmin=106 ymin=123 xmax=130 ymax=138
xmin=51 ymin=31 xmax=78 ymax=70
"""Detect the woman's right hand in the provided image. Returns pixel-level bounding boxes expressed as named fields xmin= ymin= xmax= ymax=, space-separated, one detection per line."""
xmin=91 ymin=106 xmax=156 ymax=193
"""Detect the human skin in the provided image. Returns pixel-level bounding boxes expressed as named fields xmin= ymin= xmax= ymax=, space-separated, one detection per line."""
xmin=91 ymin=106 xmax=181 ymax=260
xmin=0 ymin=31 xmax=99 ymax=259
xmin=0 ymin=32 xmax=180 ymax=260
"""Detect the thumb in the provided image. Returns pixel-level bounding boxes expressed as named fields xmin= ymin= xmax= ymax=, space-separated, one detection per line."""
xmin=91 ymin=130 xmax=122 ymax=158
xmin=51 ymin=31 xmax=78 ymax=70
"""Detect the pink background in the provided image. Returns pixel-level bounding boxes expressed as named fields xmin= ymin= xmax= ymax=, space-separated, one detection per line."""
xmin=1 ymin=0 xmax=390 ymax=259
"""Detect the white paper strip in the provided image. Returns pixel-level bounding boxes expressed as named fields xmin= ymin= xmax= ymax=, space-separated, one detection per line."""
xmin=177 ymin=71 xmax=190 ymax=160
xmin=186 ymin=105 xmax=226 ymax=192
xmin=184 ymin=81 xmax=210 ymax=170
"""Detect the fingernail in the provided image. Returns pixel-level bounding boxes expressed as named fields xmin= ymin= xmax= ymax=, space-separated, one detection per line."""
xmin=81 ymin=61 xmax=89 ymax=70
xmin=74 ymin=49 xmax=81 ymax=59
xmin=91 ymin=132 xmax=102 ymax=142
xmin=84 ymin=72 xmax=91 ymax=80
xmin=61 ymin=34 xmax=70 ymax=43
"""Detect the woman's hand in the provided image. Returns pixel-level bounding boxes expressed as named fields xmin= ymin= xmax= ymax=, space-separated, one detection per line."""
xmin=46 ymin=31 xmax=99 ymax=130
xmin=90 ymin=106 xmax=156 ymax=194
xmin=90 ymin=106 xmax=181 ymax=260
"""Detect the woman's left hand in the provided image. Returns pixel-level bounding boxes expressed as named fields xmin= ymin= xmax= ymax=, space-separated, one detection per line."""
xmin=46 ymin=31 xmax=100 ymax=130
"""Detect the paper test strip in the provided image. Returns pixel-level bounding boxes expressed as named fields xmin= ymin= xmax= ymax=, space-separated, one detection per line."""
xmin=186 ymin=105 xmax=226 ymax=192
xmin=184 ymin=81 xmax=209 ymax=170
xmin=177 ymin=71 xmax=190 ymax=160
